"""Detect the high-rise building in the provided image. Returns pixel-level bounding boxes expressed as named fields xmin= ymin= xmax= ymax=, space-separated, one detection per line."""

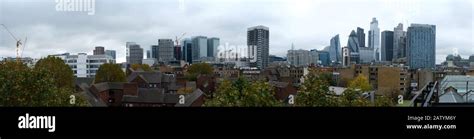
xmin=407 ymin=24 xmax=436 ymax=69
xmin=158 ymin=39 xmax=175 ymax=62
xmin=287 ymin=49 xmax=310 ymax=67
xmin=347 ymin=30 xmax=360 ymax=64
xmin=318 ymin=51 xmax=330 ymax=66
xmin=356 ymin=27 xmax=366 ymax=47
xmin=151 ymin=45 xmax=159 ymax=60
xmin=381 ymin=31 xmax=394 ymax=62
xmin=105 ymin=50 xmax=116 ymax=60
xmin=329 ymin=34 xmax=341 ymax=64
xmin=126 ymin=42 xmax=137 ymax=64
xmin=393 ymin=23 xmax=406 ymax=60
xmin=128 ymin=44 xmax=143 ymax=65
xmin=174 ymin=46 xmax=182 ymax=61
xmin=182 ymin=38 xmax=193 ymax=63
xmin=207 ymin=37 xmax=220 ymax=58
xmin=93 ymin=46 xmax=105 ymax=55
xmin=368 ymin=18 xmax=380 ymax=61
xmin=247 ymin=25 xmax=269 ymax=69
xmin=359 ymin=47 xmax=375 ymax=63
xmin=146 ymin=50 xmax=151 ymax=59
xmin=399 ymin=36 xmax=407 ymax=58
xmin=309 ymin=49 xmax=319 ymax=65
xmin=192 ymin=36 xmax=208 ymax=62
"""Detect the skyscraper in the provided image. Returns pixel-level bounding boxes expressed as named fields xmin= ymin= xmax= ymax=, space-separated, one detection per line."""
xmin=318 ymin=51 xmax=330 ymax=66
xmin=182 ymin=38 xmax=193 ymax=63
xmin=393 ymin=23 xmax=406 ymax=60
xmin=146 ymin=50 xmax=151 ymax=59
xmin=158 ymin=39 xmax=174 ymax=62
xmin=329 ymin=34 xmax=341 ymax=64
xmin=174 ymin=46 xmax=182 ymax=61
xmin=381 ymin=31 xmax=394 ymax=62
xmin=356 ymin=27 xmax=366 ymax=47
xmin=247 ymin=25 xmax=269 ymax=69
xmin=359 ymin=47 xmax=375 ymax=63
xmin=207 ymin=37 xmax=220 ymax=58
xmin=192 ymin=36 xmax=208 ymax=62
xmin=93 ymin=46 xmax=105 ymax=55
xmin=151 ymin=45 xmax=159 ymax=60
xmin=347 ymin=30 xmax=360 ymax=63
xmin=407 ymin=24 xmax=436 ymax=69
xmin=368 ymin=18 xmax=380 ymax=61
xmin=126 ymin=42 xmax=137 ymax=64
xmin=128 ymin=44 xmax=143 ymax=65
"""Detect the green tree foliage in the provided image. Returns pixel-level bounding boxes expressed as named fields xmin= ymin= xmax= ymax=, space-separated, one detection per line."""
xmin=295 ymin=69 xmax=338 ymax=106
xmin=319 ymin=72 xmax=336 ymax=86
xmin=95 ymin=63 xmax=126 ymax=83
xmin=339 ymin=88 xmax=370 ymax=107
xmin=204 ymin=78 xmax=283 ymax=107
xmin=0 ymin=61 xmax=88 ymax=106
xmin=295 ymin=69 xmax=393 ymax=107
xmin=131 ymin=64 xmax=152 ymax=71
xmin=34 ymin=56 xmax=74 ymax=89
xmin=186 ymin=63 xmax=213 ymax=81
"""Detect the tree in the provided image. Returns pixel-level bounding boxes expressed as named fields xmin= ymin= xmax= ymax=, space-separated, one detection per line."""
xmin=339 ymin=88 xmax=370 ymax=107
xmin=204 ymin=79 xmax=283 ymax=107
xmin=131 ymin=64 xmax=152 ymax=71
xmin=95 ymin=63 xmax=126 ymax=83
xmin=0 ymin=61 xmax=88 ymax=106
xmin=348 ymin=74 xmax=372 ymax=92
xmin=295 ymin=69 xmax=338 ymax=106
xmin=34 ymin=56 xmax=74 ymax=89
xmin=186 ymin=63 xmax=213 ymax=81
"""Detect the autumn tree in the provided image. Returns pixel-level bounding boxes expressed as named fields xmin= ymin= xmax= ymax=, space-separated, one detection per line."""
xmin=0 ymin=61 xmax=88 ymax=106
xmin=95 ymin=63 xmax=126 ymax=83
xmin=348 ymin=75 xmax=372 ymax=92
xmin=34 ymin=56 xmax=74 ymax=89
xmin=295 ymin=69 xmax=338 ymax=106
xmin=186 ymin=62 xmax=213 ymax=81
xmin=204 ymin=78 xmax=283 ymax=107
xmin=131 ymin=64 xmax=152 ymax=71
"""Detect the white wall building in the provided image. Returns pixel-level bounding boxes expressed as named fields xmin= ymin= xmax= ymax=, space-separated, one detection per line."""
xmin=52 ymin=53 xmax=115 ymax=77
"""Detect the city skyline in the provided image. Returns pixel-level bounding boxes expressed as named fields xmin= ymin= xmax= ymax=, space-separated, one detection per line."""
xmin=0 ymin=0 xmax=472 ymax=64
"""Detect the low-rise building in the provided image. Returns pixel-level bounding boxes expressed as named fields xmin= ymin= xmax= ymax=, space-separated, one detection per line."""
xmin=51 ymin=53 xmax=115 ymax=77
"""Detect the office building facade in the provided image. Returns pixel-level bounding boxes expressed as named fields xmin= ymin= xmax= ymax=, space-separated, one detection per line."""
xmin=407 ymin=24 xmax=436 ymax=69
xmin=381 ymin=31 xmax=394 ymax=62
xmin=368 ymin=18 xmax=380 ymax=61
xmin=247 ymin=25 xmax=270 ymax=69
xmin=158 ymin=39 xmax=175 ymax=62
xmin=329 ymin=34 xmax=341 ymax=64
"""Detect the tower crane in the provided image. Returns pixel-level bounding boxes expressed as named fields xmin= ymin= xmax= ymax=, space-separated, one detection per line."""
xmin=1 ymin=24 xmax=27 ymax=64
xmin=174 ymin=33 xmax=186 ymax=46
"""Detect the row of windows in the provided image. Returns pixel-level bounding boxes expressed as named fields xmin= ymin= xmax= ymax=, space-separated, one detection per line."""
xmin=69 ymin=65 xmax=101 ymax=68
xmin=72 ymin=70 xmax=97 ymax=74
xmin=66 ymin=59 xmax=108 ymax=63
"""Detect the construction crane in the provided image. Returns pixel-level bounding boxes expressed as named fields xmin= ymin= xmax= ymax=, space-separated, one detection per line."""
xmin=1 ymin=24 xmax=26 ymax=64
xmin=174 ymin=33 xmax=186 ymax=46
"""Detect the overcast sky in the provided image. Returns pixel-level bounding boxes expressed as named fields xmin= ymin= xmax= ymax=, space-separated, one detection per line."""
xmin=0 ymin=0 xmax=472 ymax=63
